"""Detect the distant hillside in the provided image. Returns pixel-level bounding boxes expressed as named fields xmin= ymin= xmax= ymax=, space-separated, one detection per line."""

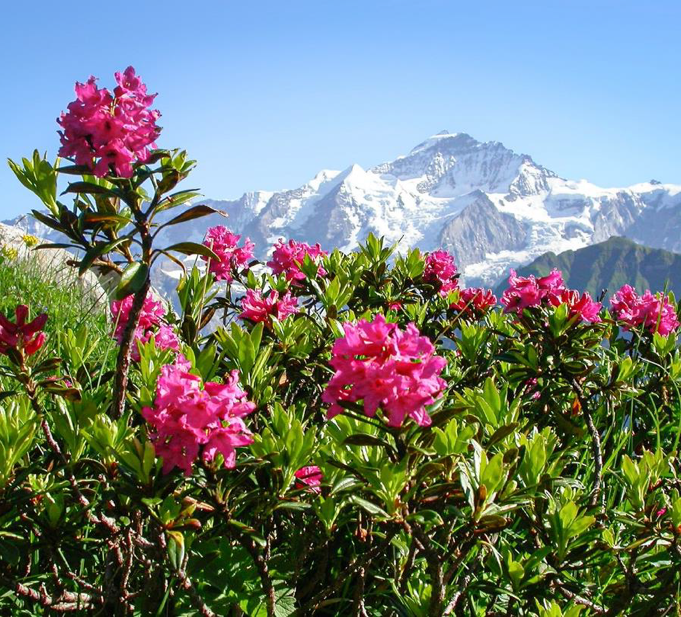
xmin=494 ymin=237 xmax=681 ymax=299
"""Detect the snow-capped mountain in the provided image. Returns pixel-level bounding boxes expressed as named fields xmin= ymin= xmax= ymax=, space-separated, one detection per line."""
xmin=7 ymin=131 xmax=681 ymax=288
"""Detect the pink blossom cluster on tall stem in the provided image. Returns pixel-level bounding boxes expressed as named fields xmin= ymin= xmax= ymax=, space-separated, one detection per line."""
xmin=57 ymin=66 xmax=161 ymax=178
xmin=423 ymin=250 xmax=459 ymax=296
xmin=450 ymin=288 xmax=497 ymax=318
xmin=142 ymin=356 xmax=255 ymax=475
xmin=267 ymin=239 xmax=327 ymax=283
xmin=610 ymin=285 xmax=680 ymax=336
xmin=322 ymin=314 xmax=447 ymax=428
xmin=202 ymin=226 xmax=255 ymax=282
xmin=0 ymin=306 xmax=47 ymax=357
xmin=501 ymin=269 xmax=601 ymax=323
xmin=111 ymin=293 xmax=179 ymax=361
xmin=239 ymin=289 xmax=299 ymax=324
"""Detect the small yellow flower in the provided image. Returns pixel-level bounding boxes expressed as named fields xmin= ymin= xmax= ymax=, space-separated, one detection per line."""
xmin=22 ymin=234 xmax=39 ymax=248
xmin=0 ymin=245 xmax=18 ymax=260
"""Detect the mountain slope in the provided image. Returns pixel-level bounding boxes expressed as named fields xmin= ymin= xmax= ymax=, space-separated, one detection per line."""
xmin=199 ymin=131 xmax=681 ymax=286
xmin=7 ymin=131 xmax=681 ymax=290
xmin=495 ymin=237 xmax=681 ymax=298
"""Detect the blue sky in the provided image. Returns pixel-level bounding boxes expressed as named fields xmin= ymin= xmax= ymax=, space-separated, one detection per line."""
xmin=2 ymin=0 xmax=679 ymax=218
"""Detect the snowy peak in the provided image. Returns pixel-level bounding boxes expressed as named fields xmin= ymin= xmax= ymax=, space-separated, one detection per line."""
xmin=7 ymin=131 xmax=681 ymax=291
xmin=407 ymin=131 xmax=477 ymax=155
xmin=373 ymin=131 xmax=555 ymax=198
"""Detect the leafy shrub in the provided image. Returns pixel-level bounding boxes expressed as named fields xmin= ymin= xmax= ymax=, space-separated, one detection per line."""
xmin=1 ymin=66 xmax=680 ymax=616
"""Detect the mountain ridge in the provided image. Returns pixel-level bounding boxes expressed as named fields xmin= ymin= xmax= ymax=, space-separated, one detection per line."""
xmin=494 ymin=236 xmax=681 ymax=299
xmin=6 ymin=131 xmax=681 ymax=290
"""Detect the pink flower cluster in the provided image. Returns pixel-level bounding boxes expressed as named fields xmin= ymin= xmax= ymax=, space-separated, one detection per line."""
xmin=142 ymin=357 xmax=255 ymax=475
xmin=424 ymin=250 xmax=459 ymax=296
xmin=294 ymin=465 xmax=323 ymax=493
xmin=550 ymin=289 xmax=602 ymax=324
xmin=450 ymin=288 xmax=497 ymax=317
xmin=202 ymin=226 xmax=255 ymax=282
xmin=610 ymin=285 xmax=680 ymax=336
xmin=239 ymin=289 xmax=299 ymax=324
xmin=501 ymin=269 xmax=565 ymax=312
xmin=322 ymin=314 xmax=447 ymax=428
xmin=0 ymin=305 xmax=48 ymax=357
xmin=267 ymin=239 xmax=327 ymax=283
xmin=58 ymin=66 xmax=161 ymax=178
xmin=111 ymin=293 xmax=179 ymax=361
xmin=501 ymin=269 xmax=601 ymax=323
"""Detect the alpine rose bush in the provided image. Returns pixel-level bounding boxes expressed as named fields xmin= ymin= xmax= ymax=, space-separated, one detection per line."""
xmin=267 ymin=238 xmax=327 ymax=283
xmin=202 ymin=225 xmax=254 ymax=282
xmin=7 ymin=64 xmax=681 ymax=616
xmin=57 ymin=66 xmax=160 ymax=177
xmin=239 ymin=289 xmax=298 ymax=324
xmin=322 ymin=314 xmax=447 ymax=427
xmin=142 ymin=357 xmax=255 ymax=475
xmin=423 ymin=249 xmax=458 ymax=295
xmin=610 ymin=284 xmax=680 ymax=336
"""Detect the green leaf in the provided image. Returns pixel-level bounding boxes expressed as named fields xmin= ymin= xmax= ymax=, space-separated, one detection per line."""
xmin=166 ymin=530 xmax=185 ymax=571
xmin=78 ymin=238 xmax=129 ymax=275
xmin=164 ymin=242 xmax=219 ymax=261
xmin=347 ymin=495 xmax=390 ymax=518
xmin=56 ymin=164 xmax=93 ymax=175
xmin=159 ymin=204 xmax=223 ymax=228
xmin=343 ymin=434 xmax=393 ymax=448
xmin=480 ymin=452 xmax=504 ymax=495
xmin=114 ymin=262 xmax=149 ymax=300
xmin=63 ymin=181 xmax=118 ymax=196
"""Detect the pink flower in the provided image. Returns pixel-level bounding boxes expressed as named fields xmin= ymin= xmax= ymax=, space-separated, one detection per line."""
xmin=111 ymin=293 xmax=165 ymax=344
xmin=523 ymin=377 xmax=541 ymax=400
xmin=0 ymin=305 xmax=48 ymax=357
xmin=110 ymin=293 xmax=180 ymax=361
xmin=58 ymin=66 xmax=161 ymax=178
xmin=552 ymin=289 xmax=602 ymax=323
xmin=610 ymin=285 xmax=639 ymax=323
xmin=294 ymin=466 xmax=323 ymax=493
xmin=322 ymin=314 xmax=447 ymax=428
xmin=388 ymin=301 xmax=402 ymax=312
xmin=267 ymin=239 xmax=327 ymax=283
xmin=202 ymin=226 xmax=255 ymax=282
xmin=611 ymin=285 xmax=680 ymax=336
xmin=239 ymin=289 xmax=299 ymax=324
xmin=501 ymin=268 xmax=566 ymax=313
xmin=142 ymin=360 xmax=255 ymax=475
xmin=152 ymin=325 xmax=181 ymax=352
xmin=423 ymin=250 xmax=458 ymax=296
xmin=450 ymin=288 xmax=497 ymax=317
xmin=133 ymin=324 xmax=181 ymax=361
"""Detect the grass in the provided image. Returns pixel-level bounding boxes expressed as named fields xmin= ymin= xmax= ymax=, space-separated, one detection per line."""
xmin=0 ymin=244 xmax=111 ymax=367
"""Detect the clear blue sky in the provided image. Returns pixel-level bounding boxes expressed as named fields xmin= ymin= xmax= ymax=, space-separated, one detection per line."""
xmin=2 ymin=0 xmax=679 ymax=219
